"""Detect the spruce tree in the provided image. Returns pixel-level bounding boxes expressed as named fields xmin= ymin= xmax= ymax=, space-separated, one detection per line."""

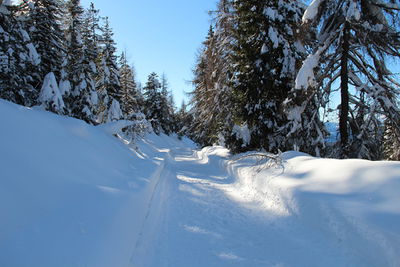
xmin=0 ymin=1 xmax=40 ymax=106
xmin=227 ymin=0 xmax=305 ymax=153
xmin=96 ymin=16 xmax=121 ymax=123
xmin=119 ymin=51 xmax=140 ymax=117
xmin=143 ymin=72 xmax=163 ymax=133
xmin=82 ymin=2 xmax=100 ymax=74
xmin=64 ymin=0 xmax=98 ymax=123
xmin=97 ymin=16 xmax=121 ymax=101
xmin=19 ymin=0 xmax=65 ymax=81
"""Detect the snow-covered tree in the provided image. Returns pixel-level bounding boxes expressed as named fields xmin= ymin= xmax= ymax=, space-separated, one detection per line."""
xmin=159 ymin=74 xmax=176 ymax=134
xmin=119 ymin=51 xmax=141 ymax=117
xmin=82 ymin=2 xmax=100 ymax=74
xmin=384 ymin=119 xmax=400 ymax=161
xmin=0 ymin=1 xmax=40 ymax=106
xmin=176 ymin=100 xmax=193 ymax=138
xmin=19 ymin=0 xmax=65 ymax=81
xmin=191 ymin=0 xmax=235 ymax=147
xmin=143 ymin=72 xmax=163 ymax=133
xmin=97 ymin=16 xmax=121 ymax=101
xmin=38 ymin=72 xmax=65 ymax=113
xmin=106 ymin=97 xmax=122 ymax=122
xmin=296 ymin=0 xmax=400 ymax=159
xmin=225 ymin=0 xmax=305 ymax=153
xmin=96 ymin=16 xmax=121 ymax=123
xmin=63 ymin=0 xmax=98 ymax=123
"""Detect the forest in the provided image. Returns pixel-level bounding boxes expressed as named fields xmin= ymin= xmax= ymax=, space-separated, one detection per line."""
xmin=1 ymin=0 xmax=400 ymax=160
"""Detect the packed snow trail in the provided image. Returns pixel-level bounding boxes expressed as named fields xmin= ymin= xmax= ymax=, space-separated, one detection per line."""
xmin=129 ymin=144 xmax=400 ymax=267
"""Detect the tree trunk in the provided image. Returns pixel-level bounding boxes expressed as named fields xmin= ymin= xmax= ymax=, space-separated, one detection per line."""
xmin=340 ymin=21 xmax=350 ymax=157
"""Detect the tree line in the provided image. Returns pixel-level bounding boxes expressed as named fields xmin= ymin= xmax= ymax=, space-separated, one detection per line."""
xmin=189 ymin=0 xmax=400 ymax=161
xmin=0 ymin=0 xmax=188 ymax=136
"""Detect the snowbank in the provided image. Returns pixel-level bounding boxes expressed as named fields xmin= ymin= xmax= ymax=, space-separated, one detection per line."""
xmin=224 ymin=150 xmax=400 ymax=266
xmin=0 ymin=100 xmax=187 ymax=266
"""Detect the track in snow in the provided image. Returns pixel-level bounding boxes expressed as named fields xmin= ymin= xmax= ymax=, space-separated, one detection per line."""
xmin=129 ymin=144 xmax=400 ymax=267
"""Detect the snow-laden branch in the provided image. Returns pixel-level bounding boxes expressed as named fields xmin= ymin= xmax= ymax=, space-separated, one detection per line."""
xmin=302 ymin=0 xmax=324 ymax=24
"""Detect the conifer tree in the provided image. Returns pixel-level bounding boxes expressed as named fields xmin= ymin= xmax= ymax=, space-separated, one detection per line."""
xmin=97 ymin=16 xmax=121 ymax=101
xmin=227 ymin=0 xmax=305 ymax=153
xmin=82 ymin=2 xmax=100 ymax=74
xmin=19 ymin=0 xmax=65 ymax=81
xmin=191 ymin=0 xmax=235 ymax=147
xmin=384 ymin=119 xmax=400 ymax=161
xmin=64 ymin=0 xmax=98 ymax=123
xmin=0 ymin=1 xmax=40 ymax=106
xmin=159 ymin=74 xmax=175 ymax=134
xmin=176 ymin=101 xmax=192 ymax=138
xmin=96 ymin=16 xmax=121 ymax=123
xmin=119 ymin=51 xmax=140 ymax=117
xmin=296 ymin=0 xmax=400 ymax=159
xmin=143 ymin=72 xmax=163 ymax=133
xmin=191 ymin=26 xmax=221 ymax=146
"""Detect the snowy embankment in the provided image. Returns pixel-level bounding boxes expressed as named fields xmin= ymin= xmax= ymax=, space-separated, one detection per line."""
xmin=0 ymin=99 xmax=192 ymax=266
xmin=223 ymin=151 xmax=400 ymax=266
xmin=1 ymin=99 xmax=400 ymax=267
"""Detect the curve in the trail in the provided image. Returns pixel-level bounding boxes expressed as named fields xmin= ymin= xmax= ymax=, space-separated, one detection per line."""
xmin=129 ymin=144 xmax=400 ymax=267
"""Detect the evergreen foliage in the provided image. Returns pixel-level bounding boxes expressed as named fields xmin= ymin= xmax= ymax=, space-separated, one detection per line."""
xmin=19 ymin=0 xmax=65 ymax=81
xmin=0 ymin=2 xmax=40 ymax=106
xmin=295 ymin=0 xmax=400 ymax=159
xmin=97 ymin=16 xmax=121 ymax=102
xmin=143 ymin=72 xmax=163 ymax=133
xmin=191 ymin=0 xmax=235 ymax=147
xmin=119 ymin=51 xmax=140 ymax=117
xmin=159 ymin=74 xmax=176 ymax=134
xmin=64 ymin=0 xmax=98 ymax=123
xmin=142 ymin=72 xmax=176 ymax=135
xmin=227 ymin=0 xmax=305 ymax=153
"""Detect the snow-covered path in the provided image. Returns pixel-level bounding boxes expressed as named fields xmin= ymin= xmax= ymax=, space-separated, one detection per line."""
xmin=129 ymin=143 xmax=400 ymax=267
xmin=1 ymin=100 xmax=399 ymax=267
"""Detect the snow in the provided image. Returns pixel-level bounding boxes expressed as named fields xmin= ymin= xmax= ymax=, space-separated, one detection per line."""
xmin=302 ymin=0 xmax=324 ymax=24
xmin=2 ymin=0 xmax=12 ymax=6
xmin=286 ymin=104 xmax=305 ymax=123
xmin=232 ymin=123 xmax=251 ymax=146
xmin=264 ymin=7 xmax=276 ymax=20
xmin=268 ymin=26 xmax=279 ymax=48
xmin=107 ymin=98 xmax=123 ymax=122
xmin=97 ymin=120 xmax=140 ymax=135
xmin=59 ymin=79 xmax=71 ymax=96
xmin=261 ymin=43 xmax=268 ymax=54
xmin=346 ymin=0 xmax=361 ymax=21
xmin=295 ymin=50 xmax=321 ymax=89
xmin=38 ymin=72 xmax=65 ymax=112
xmin=1 ymin=100 xmax=400 ymax=266
xmin=26 ymin=43 xmax=40 ymax=65
xmin=0 ymin=4 xmax=10 ymax=15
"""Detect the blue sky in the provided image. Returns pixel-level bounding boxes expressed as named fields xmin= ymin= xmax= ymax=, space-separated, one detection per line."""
xmin=81 ymin=0 xmax=218 ymax=107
